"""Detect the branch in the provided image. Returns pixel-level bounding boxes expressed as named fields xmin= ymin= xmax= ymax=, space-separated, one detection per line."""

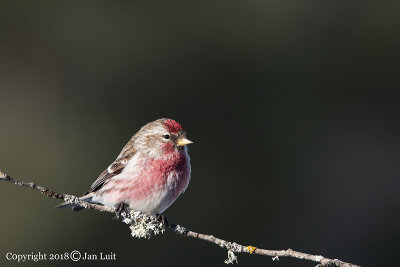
xmin=0 ymin=169 xmax=360 ymax=267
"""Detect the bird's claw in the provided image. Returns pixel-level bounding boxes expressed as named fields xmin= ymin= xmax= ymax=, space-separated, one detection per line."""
xmin=155 ymin=214 xmax=169 ymax=227
xmin=113 ymin=203 xmax=130 ymax=220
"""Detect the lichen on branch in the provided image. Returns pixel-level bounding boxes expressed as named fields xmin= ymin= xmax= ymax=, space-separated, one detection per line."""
xmin=122 ymin=211 xmax=165 ymax=239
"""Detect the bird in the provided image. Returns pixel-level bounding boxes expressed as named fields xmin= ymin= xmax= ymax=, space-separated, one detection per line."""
xmin=56 ymin=118 xmax=192 ymax=218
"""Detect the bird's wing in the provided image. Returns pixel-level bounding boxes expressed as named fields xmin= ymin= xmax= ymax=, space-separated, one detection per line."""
xmin=88 ymin=166 xmax=119 ymax=193
xmin=88 ymin=140 xmax=137 ymax=193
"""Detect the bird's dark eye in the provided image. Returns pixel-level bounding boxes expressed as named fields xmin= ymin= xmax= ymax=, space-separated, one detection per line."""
xmin=163 ymin=134 xmax=170 ymax=139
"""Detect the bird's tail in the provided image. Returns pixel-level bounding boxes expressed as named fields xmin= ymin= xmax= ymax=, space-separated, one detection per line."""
xmin=55 ymin=193 xmax=98 ymax=211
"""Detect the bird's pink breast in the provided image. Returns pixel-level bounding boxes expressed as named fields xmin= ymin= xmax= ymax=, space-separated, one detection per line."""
xmin=99 ymin=150 xmax=190 ymax=214
xmin=133 ymin=153 xmax=189 ymax=200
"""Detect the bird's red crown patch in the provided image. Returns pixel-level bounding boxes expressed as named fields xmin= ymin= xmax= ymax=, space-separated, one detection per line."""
xmin=165 ymin=119 xmax=183 ymax=133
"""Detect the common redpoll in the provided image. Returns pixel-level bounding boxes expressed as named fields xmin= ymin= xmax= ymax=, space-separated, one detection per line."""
xmin=57 ymin=118 xmax=192 ymax=217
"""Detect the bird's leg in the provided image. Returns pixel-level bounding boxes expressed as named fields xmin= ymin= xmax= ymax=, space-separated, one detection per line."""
xmin=114 ymin=203 xmax=129 ymax=220
xmin=155 ymin=213 xmax=169 ymax=227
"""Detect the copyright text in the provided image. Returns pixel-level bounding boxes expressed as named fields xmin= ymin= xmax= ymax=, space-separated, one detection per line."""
xmin=5 ymin=251 xmax=116 ymax=262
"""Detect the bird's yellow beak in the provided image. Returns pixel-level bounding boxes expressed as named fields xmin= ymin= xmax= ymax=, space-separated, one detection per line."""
xmin=177 ymin=137 xmax=193 ymax=147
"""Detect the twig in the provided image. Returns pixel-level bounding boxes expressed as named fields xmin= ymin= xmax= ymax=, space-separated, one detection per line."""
xmin=0 ymin=169 xmax=360 ymax=267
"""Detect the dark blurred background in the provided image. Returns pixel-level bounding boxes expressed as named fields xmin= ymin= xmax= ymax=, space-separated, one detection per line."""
xmin=0 ymin=1 xmax=399 ymax=266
